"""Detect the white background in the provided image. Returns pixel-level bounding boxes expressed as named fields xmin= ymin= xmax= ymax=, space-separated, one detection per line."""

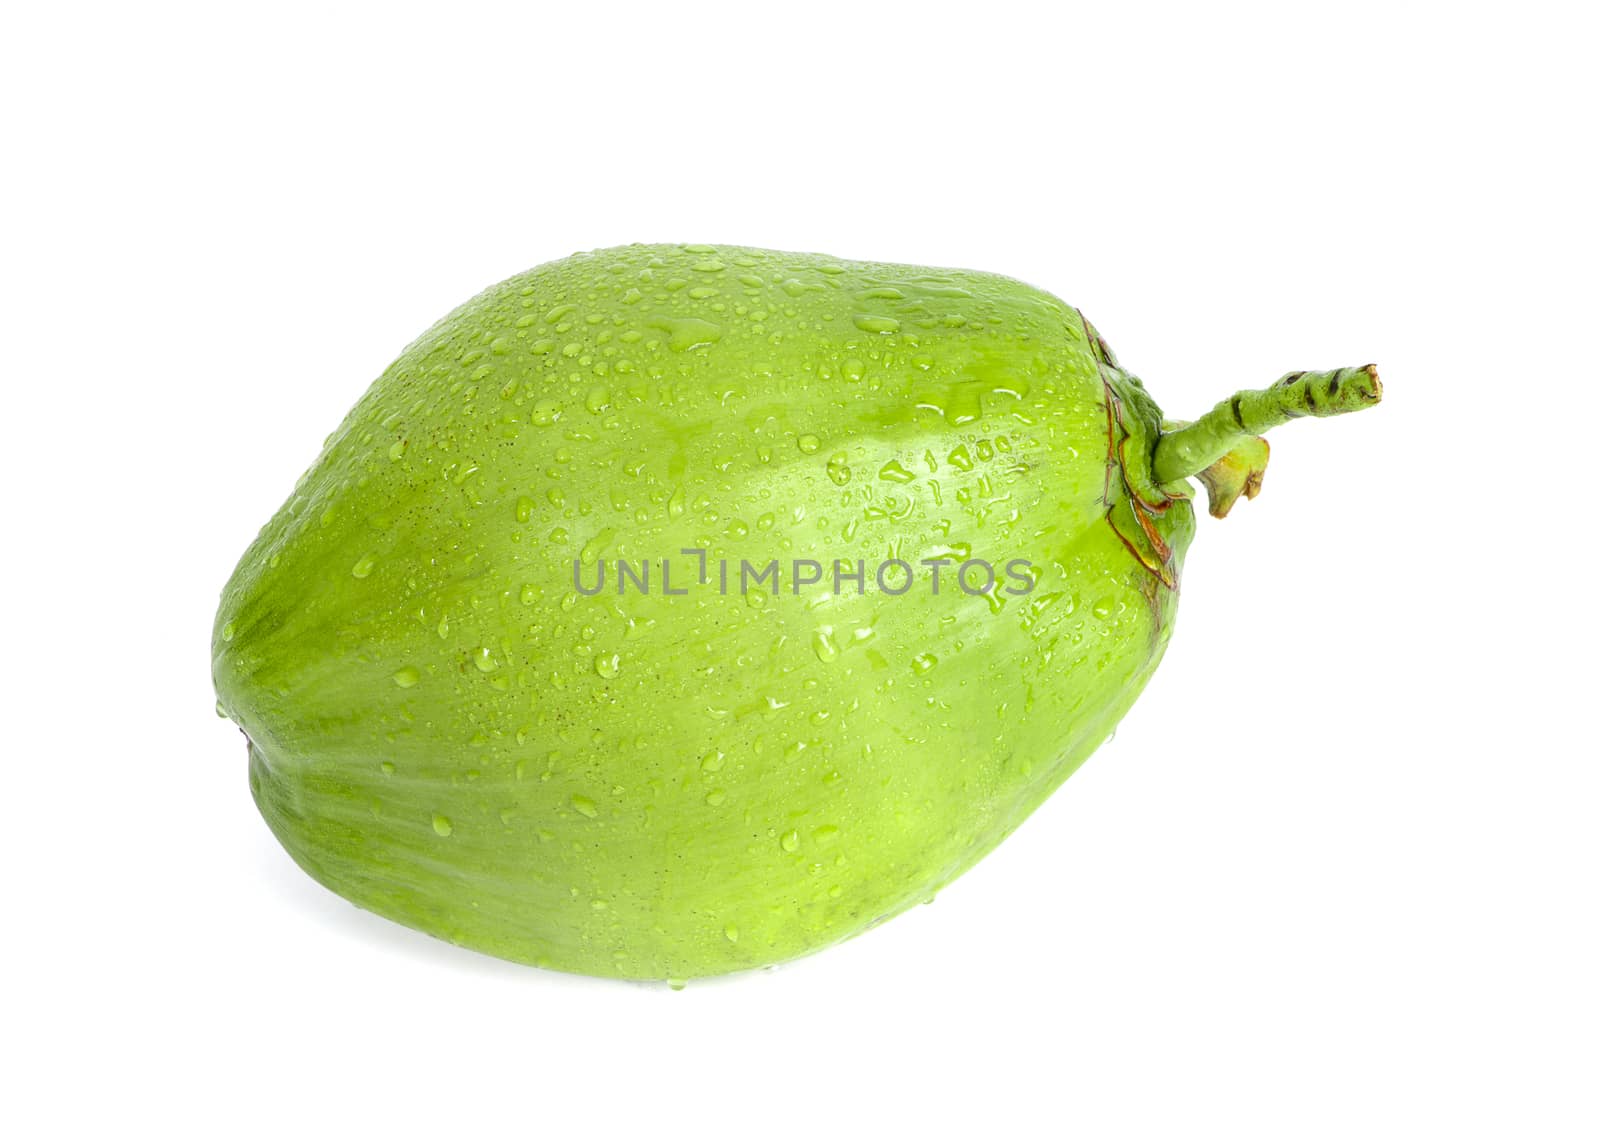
xmin=5 ymin=2 xmax=1596 ymax=1141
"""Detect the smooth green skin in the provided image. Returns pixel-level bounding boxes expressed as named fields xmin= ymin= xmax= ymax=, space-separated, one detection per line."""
xmin=213 ymin=244 xmax=1369 ymax=982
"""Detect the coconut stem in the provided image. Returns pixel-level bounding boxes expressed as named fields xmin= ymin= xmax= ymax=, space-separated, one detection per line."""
xmin=1151 ymin=365 xmax=1382 ymax=486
